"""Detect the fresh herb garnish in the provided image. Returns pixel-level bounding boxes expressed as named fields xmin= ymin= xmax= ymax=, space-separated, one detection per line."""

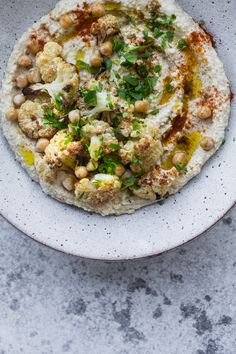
xmin=78 ymin=192 xmax=85 ymax=200
xmin=166 ymin=83 xmax=175 ymax=94
xmin=177 ymin=38 xmax=187 ymax=50
xmin=43 ymin=108 xmax=67 ymax=130
xmin=151 ymin=108 xmax=160 ymax=115
xmin=104 ymin=57 xmax=112 ymax=71
xmin=122 ymin=174 xmax=141 ymax=190
xmin=123 ymin=52 xmax=138 ymax=65
xmin=83 ymin=90 xmax=97 ymax=106
xmin=176 ymin=163 xmax=188 ymax=172
xmin=156 ymin=14 xmax=176 ymax=29
xmin=165 ymin=31 xmax=174 ymax=43
xmin=54 ymin=93 xmax=64 ymax=111
xmin=108 ymin=143 xmax=120 ymax=151
xmin=76 ymin=60 xmax=100 ymax=74
xmin=112 ymin=39 xmax=125 ymax=53
xmin=137 ymin=64 xmax=149 ymax=78
xmin=154 ymin=65 xmax=162 ymax=73
xmin=123 ymin=75 xmax=140 ymax=86
xmin=98 ymin=156 xmax=119 ymax=174
xmin=118 ymin=74 xmax=157 ymax=102
xmin=143 ymin=28 xmax=149 ymax=39
xmin=95 ymin=82 xmax=103 ymax=92
xmin=70 ymin=121 xmax=82 ymax=138
xmin=92 ymin=179 xmax=103 ymax=188
xmin=132 ymin=155 xmax=143 ymax=165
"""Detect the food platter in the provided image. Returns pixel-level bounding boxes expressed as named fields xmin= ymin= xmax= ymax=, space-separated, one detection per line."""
xmin=0 ymin=0 xmax=235 ymax=260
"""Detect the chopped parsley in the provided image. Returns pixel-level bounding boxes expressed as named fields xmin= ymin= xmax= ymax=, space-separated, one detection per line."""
xmin=43 ymin=108 xmax=67 ymax=130
xmin=155 ymin=14 xmax=176 ymax=29
xmin=83 ymin=90 xmax=97 ymax=106
xmin=154 ymin=65 xmax=162 ymax=73
xmin=78 ymin=192 xmax=85 ymax=200
xmin=70 ymin=121 xmax=82 ymax=138
xmin=137 ymin=64 xmax=149 ymax=78
xmin=54 ymin=93 xmax=64 ymax=111
xmin=123 ymin=52 xmax=138 ymax=65
xmin=151 ymin=108 xmax=160 ymax=115
xmin=118 ymin=74 xmax=158 ymax=102
xmin=108 ymin=143 xmax=120 ymax=151
xmin=76 ymin=60 xmax=100 ymax=74
xmin=177 ymin=38 xmax=187 ymax=50
xmin=122 ymin=175 xmax=141 ymax=190
xmin=104 ymin=57 xmax=112 ymax=71
xmin=132 ymin=155 xmax=143 ymax=165
xmin=165 ymin=83 xmax=175 ymax=94
xmin=98 ymin=156 xmax=120 ymax=174
xmin=176 ymin=163 xmax=188 ymax=172
xmin=143 ymin=28 xmax=149 ymax=39
xmin=112 ymin=38 xmax=125 ymax=53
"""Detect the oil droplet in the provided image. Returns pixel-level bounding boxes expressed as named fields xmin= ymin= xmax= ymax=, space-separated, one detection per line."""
xmin=161 ymin=131 xmax=201 ymax=170
xmin=104 ymin=1 xmax=122 ymax=11
xmin=76 ymin=50 xmax=85 ymax=61
xmin=160 ymin=77 xmax=176 ymax=105
xmin=19 ymin=148 xmax=35 ymax=166
xmin=182 ymin=48 xmax=202 ymax=100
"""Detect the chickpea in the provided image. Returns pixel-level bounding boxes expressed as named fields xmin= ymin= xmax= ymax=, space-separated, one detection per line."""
xmin=36 ymin=138 xmax=50 ymax=153
xmin=5 ymin=107 xmax=18 ymax=122
xmin=134 ymin=100 xmax=150 ymax=113
xmin=198 ymin=106 xmax=212 ymax=120
xmin=62 ymin=176 xmax=75 ymax=192
xmin=68 ymin=110 xmax=80 ymax=123
xmin=90 ymin=51 xmax=103 ymax=67
xmin=115 ymin=164 xmax=125 ymax=177
xmin=200 ymin=136 xmax=215 ymax=151
xmin=16 ymin=74 xmax=28 ymax=89
xmin=91 ymin=3 xmax=105 ymax=18
xmin=59 ymin=14 xmax=73 ymax=28
xmin=172 ymin=151 xmax=187 ymax=166
xmin=17 ymin=55 xmax=32 ymax=68
xmin=87 ymin=160 xmax=99 ymax=172
xmin=75 ymin=166 xmax=88 ymax=179
xmin=13 ymin=94 xmax=26 ymax=107
xmin=27 ymin=68 xmax=41 ymax=84
xmin=27 ymin=39 xmax=41 ymax=55
xmin=100 ymin=41 xmax=113 ymax=56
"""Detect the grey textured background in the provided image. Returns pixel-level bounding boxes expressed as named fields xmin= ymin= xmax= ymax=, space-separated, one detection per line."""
xmin=0 ymin=0 xmax=236 ymax=353
xmin=0 ymin=210 xmax=236 ymax=354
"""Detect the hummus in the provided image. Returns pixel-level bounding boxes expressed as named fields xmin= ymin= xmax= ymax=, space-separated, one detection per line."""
xmin=0 ymin=0 xmax=231 ymax=215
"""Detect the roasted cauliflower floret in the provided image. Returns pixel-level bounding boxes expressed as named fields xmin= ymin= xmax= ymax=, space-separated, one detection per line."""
xmin=33 ymin=55 xmax=79 ymax=99
xmin=119 ymin=141 xmax=135 ymax=165
xmin=130 ymin=120 xmax=160 ymax=139
xmin=35 ymin=155 xmax=57 ymax=184
xmin=44 ymin=130 xmax=78 ymax=168
xmin=119 ymin=120 xmax=162 ymax=173
xmin=81 ymin=120 xmax=118 ymax=161
xmin=133 ymin=166 xmax=179 ymax=200
xmin=36 ymin=42 xmax=63 ymax=83
xmin=120 ymin=118 xmax=132 ymax=138
xmin=18 ymin=101 xmax=56 ymax=139
xmin=131 ymin=137 xmax=163 ymax=173
xmin=81 ymin=120 xmax=111 ymax=138
xmin=119 ymin=136 xmax=162 ymax=174
xmin=75 ymin=174 xmax=122 ymax=206
xmin=91 ymin=14 xmax=120 ymax=38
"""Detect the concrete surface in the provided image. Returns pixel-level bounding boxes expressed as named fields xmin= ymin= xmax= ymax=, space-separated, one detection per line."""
xmin=1 ymin=0 xmax=236 ymax=353
xmin=0 ymin=209 xmax=236 ymax=354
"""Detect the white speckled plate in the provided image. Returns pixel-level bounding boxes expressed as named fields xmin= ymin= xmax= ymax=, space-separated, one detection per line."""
xmin=0 ymin=0 xmax=236 ymax=260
